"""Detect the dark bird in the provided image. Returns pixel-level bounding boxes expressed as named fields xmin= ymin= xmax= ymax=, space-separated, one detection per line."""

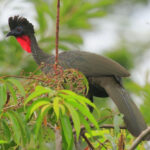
xmin=7 ymin=16 xmax=149 ymax=138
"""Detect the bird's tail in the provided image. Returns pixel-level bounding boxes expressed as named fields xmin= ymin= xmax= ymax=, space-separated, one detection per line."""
xmin=97 ymin=77 xmax=149 ymax=139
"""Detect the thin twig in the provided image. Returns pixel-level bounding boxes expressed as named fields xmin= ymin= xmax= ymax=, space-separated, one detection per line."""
xmin=47 ymin=123 xmax=55 ymax=129
xmin=100 ymin=124 xmax=126 ymax=129
xmin=81 ymin=131 xmax=94 ymax=150
xmin=118 ymin=133 xmax=125 ymax=150
xmin=55 ymin=0 xmax=60 ymax=66
xmin=0 ymin=75 xmax=43 ymax=82
xmin=3 ymin=104 xmax=23 ymax=113
xmin=129 ymin=127 xmax=150 ymax=150
xmin=73 ymin=124 xmax=126 ymax=133
xmin=100 ymin=140 xmax=109 ymax=150
xmin=3 ymin=104 xmax=17 ymax=110
xmin=93 ymin=136 xmax=108 ymax=149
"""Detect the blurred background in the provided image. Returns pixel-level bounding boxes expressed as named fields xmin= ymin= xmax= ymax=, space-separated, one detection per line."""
xmin=0 ymin=0 xmax=150 ymax=131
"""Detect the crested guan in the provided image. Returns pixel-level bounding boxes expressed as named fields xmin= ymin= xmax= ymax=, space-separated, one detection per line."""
xmin=7 ymin=16 xmax=149 ymax=138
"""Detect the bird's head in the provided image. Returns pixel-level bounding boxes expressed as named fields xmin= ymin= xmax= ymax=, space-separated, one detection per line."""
xmin=7 ymin=16 xmax=34 ymax=53
xmin=7 ymin=16 xmax=34 ymax=37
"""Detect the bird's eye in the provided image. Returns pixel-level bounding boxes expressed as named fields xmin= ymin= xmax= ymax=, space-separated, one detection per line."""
xmin=16 ymin=27 xmax=22 ymax=32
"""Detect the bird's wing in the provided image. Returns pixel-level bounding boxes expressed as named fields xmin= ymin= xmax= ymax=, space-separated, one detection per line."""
xmin=59 ymin=51 xmax=130 ymax=77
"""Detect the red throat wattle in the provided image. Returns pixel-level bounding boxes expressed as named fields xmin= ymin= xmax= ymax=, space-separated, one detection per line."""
xmin=16 ymin=35 xmax=31 ymax=53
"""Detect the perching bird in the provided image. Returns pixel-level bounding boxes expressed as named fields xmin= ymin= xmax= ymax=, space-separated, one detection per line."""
xmin=7 ymin=16 xmax=149 ymax=138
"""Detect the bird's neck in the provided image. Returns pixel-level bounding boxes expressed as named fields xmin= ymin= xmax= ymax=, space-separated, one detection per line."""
xmin=16 ymin=34 xmax=51 ymax=65
xmin=29 ymin=35 xmax=50 ymax=65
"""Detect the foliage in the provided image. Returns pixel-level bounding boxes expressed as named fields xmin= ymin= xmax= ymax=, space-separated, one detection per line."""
xmin=0 ymin=0 xmax=150 ymax=149
xmin=0 ymin=72 xmax=147 ymax=150
xmin=0 ymin=73 xmax=97 ymax=150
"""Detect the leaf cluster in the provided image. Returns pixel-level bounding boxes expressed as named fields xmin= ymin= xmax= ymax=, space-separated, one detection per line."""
xmin=0 ymin=70 xmax=99 ymax=149
xmin=0 ymin=71 xmax=147 ymax=149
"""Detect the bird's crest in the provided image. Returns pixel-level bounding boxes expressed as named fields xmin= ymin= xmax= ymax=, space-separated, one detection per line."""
xmin=8 ymin=16 xmax=34 ymax=33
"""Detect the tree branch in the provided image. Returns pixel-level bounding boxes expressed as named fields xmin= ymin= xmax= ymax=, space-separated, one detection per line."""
xmin=55 ymin=0 xmax=60 ymax=66
xmin=0 ymin=75 xmax=43 ymax=82
xmin=73 ymin=124 xmax=126 ymax=133
xmin=81 ymin=131 xmax=94 ymax=150
xmin=129 ymin=127 xmax=150 ymax=150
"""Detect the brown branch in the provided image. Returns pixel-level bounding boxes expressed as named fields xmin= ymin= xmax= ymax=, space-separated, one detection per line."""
xmin=118 ymin=133 xmax=125 ymax=150
xmin=129 ymin=127 xmax=150 ymax=150
xmin=0 ymin=75 xmax=43 ymax=82
xmin=81 ymin=131 xmax=94 ymax=150
xmin=100 ymin=124 xmax=126 ymax=129
xmin=99 ymin=139 xmax=109 ymax=150
xmin=3 ymin=104 xmax=24 ymax=113
xmin=55 ymin=0 xmax=60 ymax=66
xmin=47 ymin=123 xmax=55 ymax=129
xmin=73 ymin=124 xmax=126 ymax=133
xmin=3 ymin=104 xmax=18 ymax=111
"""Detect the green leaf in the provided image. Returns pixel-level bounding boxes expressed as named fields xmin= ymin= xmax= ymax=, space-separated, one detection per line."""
xmin=97 ymin=0 xmax=115 ymax=6
xmin=4 ymin=111 xmax=22 ymax=144
xmin=105 ymin=134 xmax=117 ymax=149
xmin=59 ymin=104 xmax=66 ymax=115
xmin=6 ymin=82 xmax=17 ymax=104
xmin=7 ymin=78 xmax=25 ymax=97
xmin=59 ymin=90 xmax=96 ymax=109
xmin=79 ymin=114 xmax=92 ymax=136
xmin=34 ymin=104 xmax=51 ymax=139
xmin=60 ymin=113 xmax=73 ymax=150
xmin=24 ymin=86 xmax=52 ymax=105
xmin=65 ymin=103 xmax=80 ymax=140
xmin=4 ymin=111 xmax=29 ymax=145
xmin=0 ymin=140 xmax=8 ymax=144
xmin=53 ymin=97 xmax=61 ymax=120
xmin=26 ymin=98 xmax=50 ymax=120
xmin=66 ymin=100 xmax=98 ymax=129
xmin=0 ymin=83 xmax=7 ymax=112
xmin=80 ymin=72 xmax=89 ymax=95
xmin=2 ymin=120 xmax=11 ymax=142
xmin=60 ymin=34 xmax=83 ymax=44
xmin=12 ymin=111 xmax=29 ymax=145
xmin=61 ymin=127 xmax=68 ymax=150
xmin=113 ymin=114 xmax=123 ymax=135
xmin=75 ymin=95 xmax=97 ymax=112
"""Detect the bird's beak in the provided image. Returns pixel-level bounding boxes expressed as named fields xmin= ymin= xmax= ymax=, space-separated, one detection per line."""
xmin=6 ymin=31 xmax=14 ymax=37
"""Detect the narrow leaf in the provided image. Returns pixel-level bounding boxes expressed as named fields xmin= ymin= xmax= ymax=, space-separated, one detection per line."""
xmin=66 ymin=100 xmax=98 ymax=129
xmin=60 ymin=113 xmax=73 ymax=149
xmin=65 ymin=103 xmax=80 ymax=140
xmin=6 ymin=82 xmax=17 ymax=104
xmin=24 ymin=86 xmax=52 ymax=105
xmin=0 ymin=83 xmax=7 ymax=112
xmin=11 ymin=111 xmax=29 ymax=145
xmin=59 ymin=104 xmax=66 ymax=115
xmin=79 ymin=114 xmax=92 ymax=136
xmin=26 ymin=98 xmax=50 ymax=120
xmin=0 ymin=140 xmax=8 ymax=144
xmin=2 ymin=120 xmax=11 ymax=142
xmin=4 ymin=111 xmax=21 ymax=144
xmin=7 ymin=78 xmax=25 ymax=97
xmin=59 ymin=90 xmax=96 ymax=110
xmin=53 ymin=97 xmax=61 ymax=120
xmin=113 ymin=114 xmax=123 ymax=135
xmin=34 ymin=104 xmax=51 ymax=139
